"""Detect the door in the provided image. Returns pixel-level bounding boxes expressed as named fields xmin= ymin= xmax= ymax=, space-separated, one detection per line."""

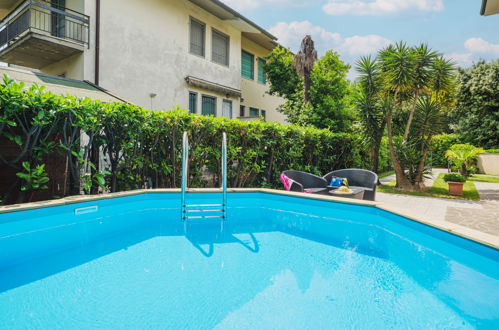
xmin=51 ymin=0 xmax=66 ymax=38
xmin=222 ymin=100 xmax=232 ymax=119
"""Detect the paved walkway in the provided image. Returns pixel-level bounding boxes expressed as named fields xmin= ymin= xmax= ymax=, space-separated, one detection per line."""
xmin=378 ymin=169 xmax=499 ymax=237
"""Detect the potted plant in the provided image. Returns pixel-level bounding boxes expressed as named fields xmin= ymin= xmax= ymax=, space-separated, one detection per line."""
xmin=443 ymin=173 xmax=466 ymax=196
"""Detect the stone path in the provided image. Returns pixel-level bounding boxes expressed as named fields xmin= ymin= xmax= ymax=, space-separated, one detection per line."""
xmin=377 ymin=169 xmax=499 ymax=237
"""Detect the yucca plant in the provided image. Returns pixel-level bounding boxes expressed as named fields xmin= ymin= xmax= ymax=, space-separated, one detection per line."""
xmin=373 ymin=42 xmax=456 ymax=190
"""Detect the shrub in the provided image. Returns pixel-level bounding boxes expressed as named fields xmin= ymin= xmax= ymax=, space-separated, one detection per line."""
xmin=445 ymin=143 xmax=484 ymax=177
xmin=443 ymin=173 xmax=466 ymax=182
xmin=430 ymin=134 xmax=463 ymax=167
xmin=485 ymin=149 xmax=499 ymax=153
xmin=0 ymin=75 xmax=363 ymax=203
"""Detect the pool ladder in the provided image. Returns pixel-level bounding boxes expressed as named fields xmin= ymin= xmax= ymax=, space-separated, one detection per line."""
xmin=181 ymin=131 xmax=227 ymax=220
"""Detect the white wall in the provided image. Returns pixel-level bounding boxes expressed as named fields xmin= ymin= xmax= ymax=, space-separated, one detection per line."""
xmin=240 ymin=36 xmax=286 ymax=123
xmin=97 ymin=0 xmax=241 ymax=112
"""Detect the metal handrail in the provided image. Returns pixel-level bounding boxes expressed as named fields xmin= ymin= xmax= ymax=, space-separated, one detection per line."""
xmin=181 ymin=131 xmax=189 ymax=218
xmin=0 ymin=0 xmax=89 ymax=49
xmin=181 ymin=131 xmax=227 ymax=220
xmin=221 ymin=132 xmax=227 ymax=219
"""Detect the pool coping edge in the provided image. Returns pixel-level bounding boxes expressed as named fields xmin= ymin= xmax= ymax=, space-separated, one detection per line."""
xmin=0 ymin=188 xmax=498 ymax=249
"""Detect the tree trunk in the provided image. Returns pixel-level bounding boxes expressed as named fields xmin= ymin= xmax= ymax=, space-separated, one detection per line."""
xmin=403 ymin=90 xmax=419 ymax=142
xmin=90 ymin=143 xmax=100 ymax=194
xmin=461 ymin=163 xmax=468 ymax=177
xmin=413 ymin=136 xmax=433 ymax=191
xmin=386 ymin=115 xmax=412 ymax=189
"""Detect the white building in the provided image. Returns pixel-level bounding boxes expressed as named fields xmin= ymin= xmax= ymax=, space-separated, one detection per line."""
xmin=0 ymin=0 xmax=286 ymax=123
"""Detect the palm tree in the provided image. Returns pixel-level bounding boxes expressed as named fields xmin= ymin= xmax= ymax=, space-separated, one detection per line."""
xmin=294 ymin=35 xmax=317 ymax=104
xmin=431 ymin=56 xmax=455 ymax=102
xmin=375 ymin=42 xmax=456 ymax=191
xmin=403 ymin=44 xmax=438 ymax=142
xmin=445 ymin=144 xmax=484 ymax=176
xmin=355 ymin=56 xmax=386 ymax=173
xmin=377 ymin=42 xmax=415 ymax=189
xmin=412 ymin=96 xmax=446 ymax=188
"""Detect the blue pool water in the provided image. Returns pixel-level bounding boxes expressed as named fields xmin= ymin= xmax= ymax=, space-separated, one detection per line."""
xmin=0 ymin=192 xmax=498 ymax=329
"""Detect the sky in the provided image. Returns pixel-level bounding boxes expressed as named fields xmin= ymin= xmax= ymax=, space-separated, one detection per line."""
xmin=221 ymin=0 xmax=499 ymax=79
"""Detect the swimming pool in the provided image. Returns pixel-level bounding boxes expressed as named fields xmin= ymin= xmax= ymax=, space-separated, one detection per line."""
xmin=1 ymin=191 xmax=498 ymax=328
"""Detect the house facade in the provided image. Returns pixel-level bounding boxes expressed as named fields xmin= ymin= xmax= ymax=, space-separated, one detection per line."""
xmin=0 ymin=0 xmax=287 ymax=123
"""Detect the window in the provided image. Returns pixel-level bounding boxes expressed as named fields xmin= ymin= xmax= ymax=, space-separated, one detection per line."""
xmin=261 ymin=110 xmax=266 ymax=121
xmin=241 ymin=50 xmax=254 ymax=79
xmin=201 ymin=95 xmax=216 ymax=116
xmin=249 ymin=107 xmax=259 ymax=117
xmin=239 ymin=105 xmax=245 ymax=117
xmin=190 ymin=18 xmax=205 ymax=56
xmin=188 ymin=92 xmax=197 ymax=114
xmin=51 ymin=0 xmax=66 ymax=38
xmin=222 ymin=99 xmax=232 ymax=118
xmin=212 ymin=29 xmax=229 ymax=66
xmin=257 ymin=58 xmax=266 ymax=84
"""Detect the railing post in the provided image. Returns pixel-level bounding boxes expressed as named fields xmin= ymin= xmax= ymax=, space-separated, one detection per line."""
xmin=181 ymin=131 xmax=189 ymax=220
xmin=222 ymin=132 xmax=227 ymax=220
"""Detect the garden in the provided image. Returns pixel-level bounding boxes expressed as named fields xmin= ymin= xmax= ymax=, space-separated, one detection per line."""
xmin=0 ymin=40 xmax=498 ymax=205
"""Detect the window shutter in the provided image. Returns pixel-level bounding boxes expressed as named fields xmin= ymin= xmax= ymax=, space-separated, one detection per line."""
xmin=188 ymin=92 xmax=197 ymax=114
xmin=241 ymin=51 xmax=254 ymax=79
xmin=202 ymin=96 xmax=216 ymax=116
xmin=212 ymin=30 xmax=229 ymax=66
xmin=190 ymin=18 xmax=205 ymax=56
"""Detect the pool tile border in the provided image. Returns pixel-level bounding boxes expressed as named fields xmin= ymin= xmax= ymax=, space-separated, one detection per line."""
xmin=0 ymin=188 xmax=498 ymax=249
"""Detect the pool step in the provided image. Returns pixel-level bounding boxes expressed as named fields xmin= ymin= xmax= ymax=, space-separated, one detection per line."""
xmin=185 ymin=209 xmax=224 ymax=213
xmin=185 ymin=204 xmax=224 ymax=208
xmin=184 ymin=215 xmax=224 ymax=219
xmin=183 ymin=204 xmax=224 ymax=219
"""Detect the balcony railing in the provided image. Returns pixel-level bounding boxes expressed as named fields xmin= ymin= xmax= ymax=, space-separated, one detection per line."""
xmin=0 ymin=0 xmax=89 ymax=49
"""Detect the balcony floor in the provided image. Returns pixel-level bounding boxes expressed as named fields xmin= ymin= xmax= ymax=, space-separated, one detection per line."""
xmin=0 ymin=31 xmax=84 ymax=69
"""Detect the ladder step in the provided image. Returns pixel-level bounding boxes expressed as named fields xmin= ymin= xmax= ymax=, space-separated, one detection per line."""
xmin=185 ymin=209 xmax=224 ymax=213
xmin=185 ymin=204 xmax=224 ymax=207
xmin=184 ymin=215 xmax=225 ymax=219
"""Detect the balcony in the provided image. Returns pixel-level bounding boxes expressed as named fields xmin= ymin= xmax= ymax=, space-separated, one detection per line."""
xmin=0 ymin=1 xmax=89 ymax=69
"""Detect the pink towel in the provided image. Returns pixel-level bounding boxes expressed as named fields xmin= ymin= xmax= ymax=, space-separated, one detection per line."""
xmin=280 ymin=173 xmax=313 ymax=193
xmin=280 ymin=173 xmax=293 ymax=191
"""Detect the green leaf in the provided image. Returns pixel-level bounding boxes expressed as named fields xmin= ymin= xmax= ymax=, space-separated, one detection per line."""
xmin=84 ymin=181 xmax=92 ymax=191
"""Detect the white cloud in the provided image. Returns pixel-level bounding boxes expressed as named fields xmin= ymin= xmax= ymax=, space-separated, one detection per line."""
xmin=445 ymin=38 xmax=499 ymax=68
xmin=268 ymin=21 xmax=392 ymax=80
xmin=323 ymin=0 xmax=444 ymax=16
xmin=339 ymin=35 xmax=392 ymax=55
xmin=268 ymin=20 xmax=391 ymax=56
xmin=464 ymin=38 xmax=499 ymax=55
xmin=444 ymin=53 xmax=474 ymax=67
xmin=220 ymin=0 xmax=317 ymax=12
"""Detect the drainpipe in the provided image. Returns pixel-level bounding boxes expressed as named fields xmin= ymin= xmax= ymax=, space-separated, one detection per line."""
xmin=90 ymin=0 xmax=101 ymax=194
xmin=95 ymin=0 xmax=100 ymax=85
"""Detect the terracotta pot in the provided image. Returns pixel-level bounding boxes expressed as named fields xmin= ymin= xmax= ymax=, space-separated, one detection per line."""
xmin=448 ymin=181 xmax=465 ymax=196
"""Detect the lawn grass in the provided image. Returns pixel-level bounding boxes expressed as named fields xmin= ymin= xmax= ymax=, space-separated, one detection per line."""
xmin=377 ymin=173 xmax=480 ymax=201
xmin=467 ymin=174 xmax=499 ymax=184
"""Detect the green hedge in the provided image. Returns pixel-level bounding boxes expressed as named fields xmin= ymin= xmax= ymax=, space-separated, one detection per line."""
xmin=429 ymin=134 xmax=463 ymax=168
xmin=0 ymin=76 xmax=358 ymax=202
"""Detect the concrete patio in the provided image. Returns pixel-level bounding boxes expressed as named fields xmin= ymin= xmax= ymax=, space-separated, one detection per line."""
xmin=377 ymin=169 xmax=499 ymax=237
